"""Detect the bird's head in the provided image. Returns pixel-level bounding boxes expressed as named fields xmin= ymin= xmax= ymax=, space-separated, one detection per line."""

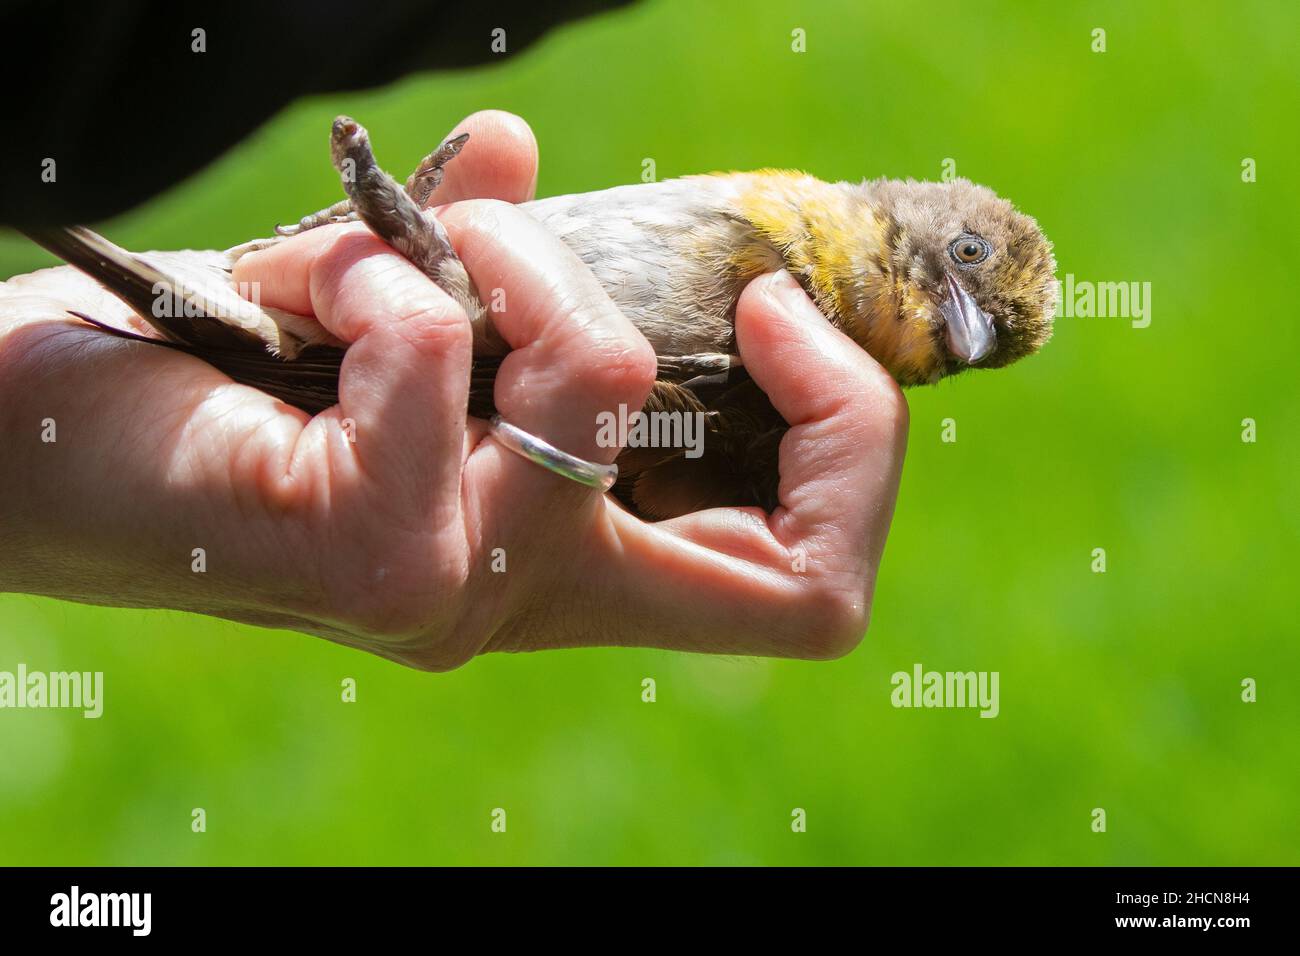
xmin=854 ymin=177 xmax=1057 ymax=385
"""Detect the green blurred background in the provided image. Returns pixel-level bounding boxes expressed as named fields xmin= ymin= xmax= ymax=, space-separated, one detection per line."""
xmin=1 ymin=0 xmax=1296 ymax=865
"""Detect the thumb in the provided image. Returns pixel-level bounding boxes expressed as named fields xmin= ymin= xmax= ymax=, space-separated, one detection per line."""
xmin=735 ymin=269 xmax=894 ymax=428
xmin=734 ymin=269 xmax=909 ymax=551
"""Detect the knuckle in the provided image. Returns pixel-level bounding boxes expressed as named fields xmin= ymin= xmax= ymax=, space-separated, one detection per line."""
xmin=853 ymin=368 xmax=909 ymax=448
xmin=389 ymin=296 xmax=472 ymax=355
xmin=582 ymin=332 xmax=658 ymax=405
xmin=876 ymin=376 xmax=910 ymax=429
xmin=386 ymin=607 xmax=491 ymax=673
xmin=275 ymin=523 xmax=492 ymax=674
xmin=394 ymin=637 xmax=479 ymax=673
xmin=792 ymin=587 xmax=873 ymax=660
xmin=339 ymin=596 xmax=439 ymax=644
xmin=330 ymin=550 xmax=470 ymax=644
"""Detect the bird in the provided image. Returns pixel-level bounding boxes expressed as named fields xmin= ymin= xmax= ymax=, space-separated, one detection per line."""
xmin=23 ymin=116 xmax=1058 ymax=520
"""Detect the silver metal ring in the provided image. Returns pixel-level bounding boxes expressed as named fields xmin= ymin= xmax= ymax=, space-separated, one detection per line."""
xmin=487 ymin=415 xmax=618 ymax=492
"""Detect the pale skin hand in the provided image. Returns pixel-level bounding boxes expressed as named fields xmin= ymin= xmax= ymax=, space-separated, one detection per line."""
xmin=0 ymin=111 xmax=908 ymax=670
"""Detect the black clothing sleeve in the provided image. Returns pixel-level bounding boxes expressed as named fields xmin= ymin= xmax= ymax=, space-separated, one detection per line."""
xmin=1 ymin=0 xmax=630 ymax=226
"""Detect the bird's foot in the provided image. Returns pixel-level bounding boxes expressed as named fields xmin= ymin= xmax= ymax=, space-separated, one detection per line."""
xmin=271 ymin=125 xmax=469 ymax=244
xmin=404 ymin=132 xmax=470 ymax=207
xmin=274 ymin=206 xmax=357 ymax=237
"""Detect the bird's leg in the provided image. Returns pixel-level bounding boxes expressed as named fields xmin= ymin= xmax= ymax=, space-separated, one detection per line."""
xmin=324 ymin=115 xmax=505 ymax=357
xmin=326 ymin=116 xmax=457 ymax=280
xmin=274 ymin=131 xmax=469 ymax=237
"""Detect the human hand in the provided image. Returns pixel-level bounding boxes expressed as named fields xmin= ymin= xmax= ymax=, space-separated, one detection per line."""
xmin=231 ymin=194 xmax=910 ymax=664
xmin=0 ymin=110 xmax=543 ymax=667
xmin=0 ymin=111 xmax=908 ymax=668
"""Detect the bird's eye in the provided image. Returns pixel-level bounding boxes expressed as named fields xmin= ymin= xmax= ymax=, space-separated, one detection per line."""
xmin=950 ymin=235 xmax=991 ymax=265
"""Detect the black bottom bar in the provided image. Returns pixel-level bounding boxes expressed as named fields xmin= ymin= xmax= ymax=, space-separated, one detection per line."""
xmin=0 ymin=867 xmax=1286 ymax=941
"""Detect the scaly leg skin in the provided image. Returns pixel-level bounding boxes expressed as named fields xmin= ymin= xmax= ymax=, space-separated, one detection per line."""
xmin=275 ymin=130 xmax=469 ymax=237
xmin=327 ymin=116 xmax=502 ymax=354
xmin=274 ymin=202 xmax=357 ymax=237
xmin=328 ymin=116 xmax=458 ymax=279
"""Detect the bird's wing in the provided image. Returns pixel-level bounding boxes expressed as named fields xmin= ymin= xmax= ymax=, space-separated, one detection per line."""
xmin=21 ymin=225 xmax=354 ymax=414
xmin=620 ymin=372 xmax=786 ymax=519
xmin=21 ymin=225 xmax=338 ymax=359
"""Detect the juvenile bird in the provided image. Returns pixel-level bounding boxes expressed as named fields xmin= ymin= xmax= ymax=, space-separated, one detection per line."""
xmin=26 ymin=117 xmax=1057 ymax=519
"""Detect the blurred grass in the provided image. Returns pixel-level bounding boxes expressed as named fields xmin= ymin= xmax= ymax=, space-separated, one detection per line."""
xmin=0 ymin=0 xmax=1296 ymax=865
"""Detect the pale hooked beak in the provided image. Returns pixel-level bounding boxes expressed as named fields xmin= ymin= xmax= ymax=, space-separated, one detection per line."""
xmin=940 ymin=273 xmax=996 ymax=365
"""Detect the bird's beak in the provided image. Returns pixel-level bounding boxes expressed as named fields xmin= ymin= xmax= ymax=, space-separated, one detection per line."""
xmin=940 ymin=273 xmax=996 ymax=365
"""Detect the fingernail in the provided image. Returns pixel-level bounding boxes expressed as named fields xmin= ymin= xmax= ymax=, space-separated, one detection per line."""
xmin=767 ymin=269 xmax=827 ymax=323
